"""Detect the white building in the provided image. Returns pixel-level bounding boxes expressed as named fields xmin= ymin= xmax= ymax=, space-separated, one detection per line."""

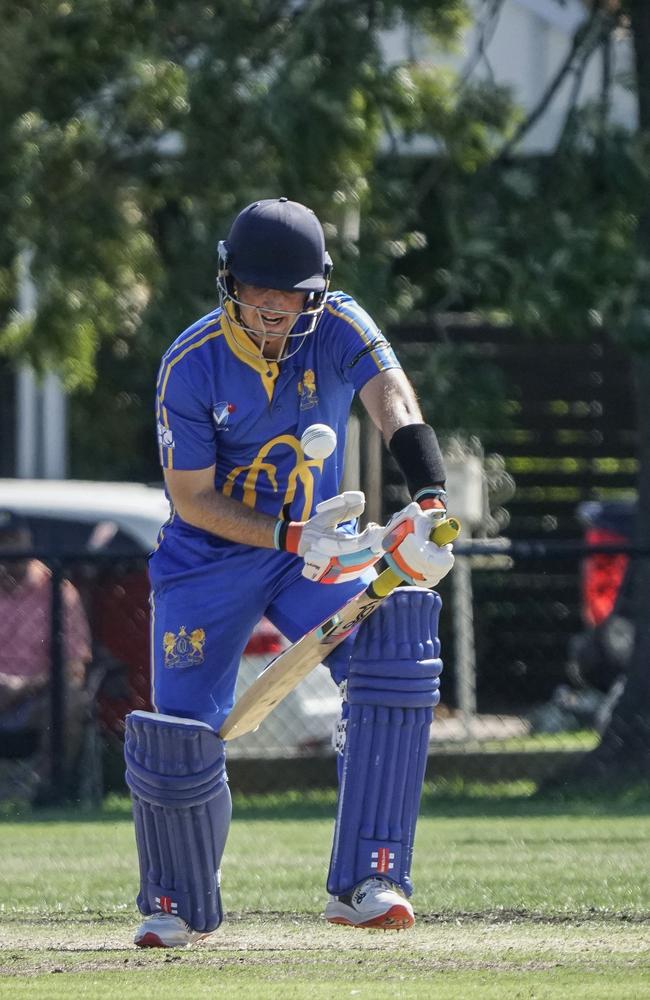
xmin=384 ymin=0 xmax=636 ymax=153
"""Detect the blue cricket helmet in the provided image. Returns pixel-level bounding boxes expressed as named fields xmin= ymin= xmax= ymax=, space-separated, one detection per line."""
xmin=222 ymin=197 xmax=332 ymax=292
xmin=219 ymin=198 xmax=332 ymax=292
xmin=216 ymin=198 xmax=333 ymax=361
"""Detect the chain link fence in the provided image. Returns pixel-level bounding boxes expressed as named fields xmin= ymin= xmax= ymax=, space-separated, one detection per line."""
xmin=0 ymin=520 xmax=640 ymax=805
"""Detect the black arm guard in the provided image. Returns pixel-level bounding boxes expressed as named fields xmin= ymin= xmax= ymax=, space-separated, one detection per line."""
xmin=388 ymin=423 xmax=446 ymax=498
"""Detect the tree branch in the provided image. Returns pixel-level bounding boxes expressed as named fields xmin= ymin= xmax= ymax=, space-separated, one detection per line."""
xmin=457 ymin=0 xmax=507 ymax=90
xmin=556 ymin=17 xmax=611 ymax=151
xmin=494 ymin=0 xmax=608 ymax=162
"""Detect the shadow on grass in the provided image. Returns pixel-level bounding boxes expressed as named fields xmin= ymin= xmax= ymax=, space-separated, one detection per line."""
xmin=2 ymin=779 xmax=648 ymax=824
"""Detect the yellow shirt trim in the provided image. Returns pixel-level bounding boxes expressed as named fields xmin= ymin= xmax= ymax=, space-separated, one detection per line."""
xmin=156 ymin=316 xmax=221 ymax=392
xmin=222 ymin=433 xmax=323 ymax=519
xmin=221 ymin=302 xmax=280 ymax=402
xmin=324 ymin=301 xmax=384 ymax=371
xmin=157 ymin=322 xmax=225 ymax=470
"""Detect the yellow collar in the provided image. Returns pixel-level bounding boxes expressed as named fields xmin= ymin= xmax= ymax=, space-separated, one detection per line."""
xmin=221 ymin=302 xmax=279 ymax=401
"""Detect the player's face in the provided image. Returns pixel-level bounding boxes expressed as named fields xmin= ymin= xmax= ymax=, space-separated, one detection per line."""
xmin=234 ymin=283 xmax=307 ymax=358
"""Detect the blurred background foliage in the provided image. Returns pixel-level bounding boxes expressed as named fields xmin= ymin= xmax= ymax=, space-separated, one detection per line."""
xmin=0 ymin=0 xmax=649 ymax=483
xmin=0 ymin=0 xmax=517 ymax=480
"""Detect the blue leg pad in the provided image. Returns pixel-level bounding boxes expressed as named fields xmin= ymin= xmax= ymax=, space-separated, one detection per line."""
xmin=328 ymin=588 xmax=442 ymax=897
xmin=124 ymin=710 xmax=231 ymax=933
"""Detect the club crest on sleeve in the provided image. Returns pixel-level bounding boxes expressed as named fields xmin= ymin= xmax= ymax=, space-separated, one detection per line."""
xmin=213 ymin=401 xmax=235 ymax=430
xmin=297 ymin=369 xmax=318 ymax=409
xmin=157 ymin=421 xmax=175 ymax=449
xmin=163 ymin=626 xmax=206 ymax=668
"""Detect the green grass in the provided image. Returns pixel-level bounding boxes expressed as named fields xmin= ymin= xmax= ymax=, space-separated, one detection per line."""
xmin=0 ymin=787 xmax=648 ymax=998
xmin=478 ymin=729 xmax=600 ymax=753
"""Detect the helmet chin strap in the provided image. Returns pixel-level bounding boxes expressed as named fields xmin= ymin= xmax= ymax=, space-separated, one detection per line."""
xmin=218 ymin=285 xmax=323 ymax=363
xmin=245 ymin=304 xmax=303 ymax=363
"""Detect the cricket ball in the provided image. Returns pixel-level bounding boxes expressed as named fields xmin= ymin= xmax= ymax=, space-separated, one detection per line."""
xmin=300 ymin=423 xmax=337 ymax=460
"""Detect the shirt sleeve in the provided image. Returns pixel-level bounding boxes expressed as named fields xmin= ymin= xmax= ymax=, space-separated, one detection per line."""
xmin=326 ymin=295 xmax=402 ymax=392
xmin=155 ymin=357 xmax=217 ymax=471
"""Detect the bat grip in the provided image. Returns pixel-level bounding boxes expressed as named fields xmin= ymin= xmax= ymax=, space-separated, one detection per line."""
xmin=370 ymin=516 xmax=461 ymax=599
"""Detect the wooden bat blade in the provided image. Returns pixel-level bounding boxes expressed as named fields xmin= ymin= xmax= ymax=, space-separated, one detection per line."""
xmin=220 ymin=582 xmax=384 ymax=740
xmin=219 ymin=516 xmax=460 ymax=741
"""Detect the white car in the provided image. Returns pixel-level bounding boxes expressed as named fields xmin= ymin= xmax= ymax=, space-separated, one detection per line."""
xmin=0 ymin=479 xmax=340 ymax=758
xmin=0 ymin=478 xmax=171 ymax=553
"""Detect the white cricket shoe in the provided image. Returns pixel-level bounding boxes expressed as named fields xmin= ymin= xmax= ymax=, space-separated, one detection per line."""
xmin=134 ymin=912 xmax=211 ymax=948
xmin=324 ymin=876 xmax=415 ymax=930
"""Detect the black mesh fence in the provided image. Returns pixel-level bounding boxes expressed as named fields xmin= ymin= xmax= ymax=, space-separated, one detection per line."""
xmin=0 ymin=539 xmax=643 ymax=805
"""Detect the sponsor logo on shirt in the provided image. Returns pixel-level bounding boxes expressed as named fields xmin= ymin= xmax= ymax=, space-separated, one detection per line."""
xmin=213 ymin=401 xmax=235 ymax=430
xmin=297 ymin=370 xmax=318 ymax=409
xmin=157 ymin=421 xmax=175 ymax=449
xmin=163 ymin=626 xmax=206 ymax=668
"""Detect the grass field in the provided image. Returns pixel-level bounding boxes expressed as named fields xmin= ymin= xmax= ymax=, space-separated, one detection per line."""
xmin=0 ymin=784 xmax=648 ymax=999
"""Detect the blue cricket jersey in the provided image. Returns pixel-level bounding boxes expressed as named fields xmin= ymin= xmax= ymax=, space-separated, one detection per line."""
xmin=153 ymin=291 xmax=401 ymax=564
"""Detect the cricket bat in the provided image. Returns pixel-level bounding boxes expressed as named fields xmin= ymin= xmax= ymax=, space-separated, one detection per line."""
xmin=219 ymin=516 xmax=461 ymax=741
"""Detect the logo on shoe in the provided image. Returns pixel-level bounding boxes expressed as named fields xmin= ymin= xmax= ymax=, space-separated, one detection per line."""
xmin=155 ymin=895 xmax=178 ymax=915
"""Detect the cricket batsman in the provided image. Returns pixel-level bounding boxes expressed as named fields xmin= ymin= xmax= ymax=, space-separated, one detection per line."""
xmin=124 ymin=198 xmax=455 ymax=946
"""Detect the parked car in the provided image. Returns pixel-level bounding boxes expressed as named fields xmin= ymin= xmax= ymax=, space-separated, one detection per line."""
xmin=0 ymin=479 xmax=340 ymax=758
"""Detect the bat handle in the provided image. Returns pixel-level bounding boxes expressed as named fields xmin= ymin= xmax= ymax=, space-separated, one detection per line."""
xmin=371 ymin=516 xmax=461 ymax=599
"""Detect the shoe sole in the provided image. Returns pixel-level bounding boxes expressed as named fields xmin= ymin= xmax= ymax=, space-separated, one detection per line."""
xmin=135 ymin=931 xmax=207 ymax=948
xmin=326 ymin=903 xmax=415 ymax=930
xmin=135 ymin=932 xmax=169 ymax=948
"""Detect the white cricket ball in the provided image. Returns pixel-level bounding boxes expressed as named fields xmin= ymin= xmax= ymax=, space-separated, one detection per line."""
xmin=300 ymin=423 xmax=337 ymax=460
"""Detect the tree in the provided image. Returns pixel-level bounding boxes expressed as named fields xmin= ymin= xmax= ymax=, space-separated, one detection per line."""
xmin=2 ymin=1 xmax=518 ymax=479
xmin=402 ymin=0 xmax=649 ymax=781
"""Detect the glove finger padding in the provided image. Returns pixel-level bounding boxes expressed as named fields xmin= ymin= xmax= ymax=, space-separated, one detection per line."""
xmin=311 ymin=491 xmax=366 ymax=528
xmin=391 ymin=537 xmax=455 ymax=589
xmin=298 ymin=493 xmax=364 ymax=548
xmin=300 ymin=522 xmax=384 ymax=585
xmin=275 ymin=492 xmax=368 ymax=562
xmin=298 ymin=492 xmax=367 ymax=557
xmin=310 ymin=522 xmax=385 ymax=557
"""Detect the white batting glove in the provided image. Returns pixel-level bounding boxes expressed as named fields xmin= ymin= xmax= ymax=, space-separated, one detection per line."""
xmin=382 ymin=502 xmax=455 ymax=589
xmin=274 ymin=492 xmax=385 ymax=584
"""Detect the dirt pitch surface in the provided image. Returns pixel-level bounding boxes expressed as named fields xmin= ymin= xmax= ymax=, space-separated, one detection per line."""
xmin=1 ymin=912 xmax=649 ymax=999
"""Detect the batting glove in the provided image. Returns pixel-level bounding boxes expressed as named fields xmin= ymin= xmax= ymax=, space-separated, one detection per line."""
xmin=382 ymin=502 xmax=455 ymax=589
xmin=274 ymin=492 xmax=385 ymax=584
